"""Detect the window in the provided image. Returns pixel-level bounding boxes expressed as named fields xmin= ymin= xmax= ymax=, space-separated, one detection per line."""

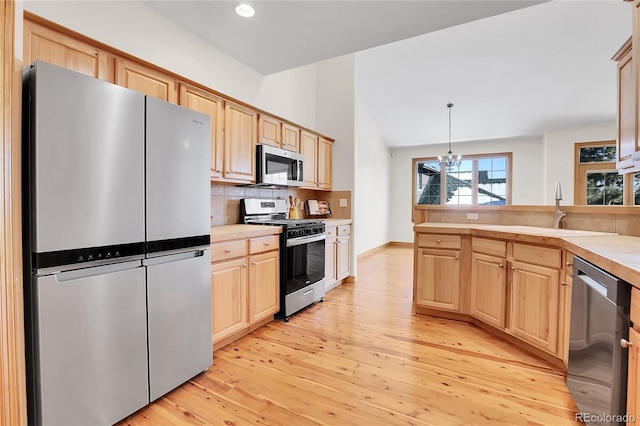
xmin=574 ymin=141 xmax=639 ymax=206
xmin=414 ymin=153 xmax=512 ymax=205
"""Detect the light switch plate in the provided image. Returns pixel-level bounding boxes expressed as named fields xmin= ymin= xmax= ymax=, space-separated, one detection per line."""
xmin=339 ymin=198 xmax=347 ymax=207
xmin=467 ymin=213 xmax=479 ymax=220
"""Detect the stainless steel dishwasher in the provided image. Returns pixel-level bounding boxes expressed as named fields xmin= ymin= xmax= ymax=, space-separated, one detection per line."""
xmin=567 ymin=256 xmax=631 ymax=425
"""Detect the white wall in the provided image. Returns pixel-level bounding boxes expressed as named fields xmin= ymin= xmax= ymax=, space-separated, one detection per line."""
xmin=388 ymin=136 xmax=545 ymax=243
xmin=542 ymin=122 xmax=617 ymax=205
xmin=354 ymin=94 xmax=390 ymax=256
xmin=23 ymin=0 xmax=318 ymax=128
xmin=314 ymin=54 xmax=358 ymax=274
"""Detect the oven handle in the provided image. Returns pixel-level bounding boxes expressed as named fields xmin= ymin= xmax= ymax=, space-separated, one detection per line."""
xmin=286 ymin=233 xmax=326 ymax=247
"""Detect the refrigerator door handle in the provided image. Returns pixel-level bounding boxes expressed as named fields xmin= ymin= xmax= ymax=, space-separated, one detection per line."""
xmin=54 ymin=260 xmax=143 ymax=282
xmin=143 ymin=249 xmax=209 ymax=267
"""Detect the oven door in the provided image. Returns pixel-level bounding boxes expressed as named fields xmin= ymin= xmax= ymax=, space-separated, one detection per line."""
xmin=284 ymin=233 xmax=325 ymax=295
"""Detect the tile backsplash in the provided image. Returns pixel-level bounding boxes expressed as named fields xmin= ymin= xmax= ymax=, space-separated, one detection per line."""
xmin=211 ymin=183 xmax=351 ymax=225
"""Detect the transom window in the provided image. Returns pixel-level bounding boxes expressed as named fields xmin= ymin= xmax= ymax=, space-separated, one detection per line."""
xmin=414 ymin=153 xmax=512 ymax=205
xmin=574 ymin=141 xmax=639 ymax=206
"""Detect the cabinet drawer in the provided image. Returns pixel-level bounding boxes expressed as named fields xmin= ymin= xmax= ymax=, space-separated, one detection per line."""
xmin=325 ymin=226 xmax=338 ymax=241
xmin=337 ymin=225 xmax=351 ymax=236
xmin=417 ymin=234 xmax=461 ymax=249
xmin=249 ymin=235 xmax=279 ymax=254
xmin=632 ymin=288 xmax=640 ymax=330
xmin=472 ymin=238 xmax=506 ymax=257
xmin=211 ymin=239 xmax=247 ymax=262
xmin=512 ymin=243 xmax=561 ymax=269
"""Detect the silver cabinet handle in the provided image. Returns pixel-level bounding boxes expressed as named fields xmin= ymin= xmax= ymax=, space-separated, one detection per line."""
xmin=264 ymin=242 xmax=270 ymax=246
xmin=561 ymin=281 xmax=567 ymax=286
xmin=511 ymin=266 xmax=516 ymax=271
xmin=621 ymin=339 xmax=633 ymax=349
xmin=251 ymin=262 xmax=257 ymax=266
xmin=242 ymin=264 xmax=247 ymax=268
xmin=566 ymin=261 xmax=573 ymax=267
xmin=436 ymin=239 xmax=441 ymax=244
xmin=498 ymin=263 xmax=504 ymax=268
xmin=225 ymin=249 xmax=231 ymax=253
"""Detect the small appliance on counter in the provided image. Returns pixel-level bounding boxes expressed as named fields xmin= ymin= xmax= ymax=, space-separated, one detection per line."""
xmin=240 ymin=198 xmax=325 ymax=321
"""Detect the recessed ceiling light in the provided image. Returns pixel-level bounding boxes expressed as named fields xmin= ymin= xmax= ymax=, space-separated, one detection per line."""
xmin=235 ymin=4 xmax=255 ymax=18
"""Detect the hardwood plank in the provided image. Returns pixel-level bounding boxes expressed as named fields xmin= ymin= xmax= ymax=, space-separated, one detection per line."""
xmin=119 ymin=245 xmax=580 ymax=425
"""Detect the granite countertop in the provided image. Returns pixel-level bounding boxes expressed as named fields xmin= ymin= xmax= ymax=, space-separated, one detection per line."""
xmin=211 ymin=224 xmax=282 ymax=243
xmin=413 ymin=223 xmax=639 ymax=286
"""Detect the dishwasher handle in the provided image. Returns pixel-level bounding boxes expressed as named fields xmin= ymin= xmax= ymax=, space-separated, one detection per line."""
xmin=572 ymin=256 xmax=631 ymax=307
xmin=575 ymin=273 xmax=609 ymax=299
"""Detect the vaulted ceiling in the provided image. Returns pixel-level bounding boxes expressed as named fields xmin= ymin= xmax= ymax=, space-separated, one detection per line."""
xmin=144 ymin=0 xmax=630 ymax=147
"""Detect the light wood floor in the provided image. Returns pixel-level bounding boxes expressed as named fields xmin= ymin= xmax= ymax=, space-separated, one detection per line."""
xmin=119 ymin=245 xmax=580 ymax=425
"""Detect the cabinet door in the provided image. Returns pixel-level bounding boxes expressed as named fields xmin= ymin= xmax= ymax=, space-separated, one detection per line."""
xmin=336 ymin=237 xmax=350 ymax=281
xmin=179 ymin=84 xmax=224 ymax=179
xmin=258 ymin=114 xmax=281 ymax=148
xmin=249 ymin=251 xmax=279 ymax=324
xmin=617 ymin=43 xmax=636 ymax=170
xmin=300 ymin=131 xmax=318 ymax=188
xmin=282 ymin=123 xmax=300 ymax=152
xmin=627 ymin=327 xmax=640 ymax=426
xmin=318 ymin=137 xmax=332 ymax=190
xmin=211 ymin=258 xmax=248 ymax=345
xmin=24 ymin=20 xmax=109 ymax=80
xmin=509 ymin=261 xmax=560 ymax=353
xmin=633 ymin=1 xmax=640 ymax=164
xmin=325 ymin=241 xmax=337 ymax=287
xmin=470 ymin=252 xmax=506 ymax=328
xmin=224 ymin=102 xmax=257 ymax=183
xmin=415 ymin=248 xmax=460 ymax=312
xmin=115 ymin=58 xmax=177 ymax=103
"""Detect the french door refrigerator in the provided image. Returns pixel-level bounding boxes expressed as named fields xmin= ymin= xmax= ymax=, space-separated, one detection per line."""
xmin=22 ymin=61 xmax=212 ymax=426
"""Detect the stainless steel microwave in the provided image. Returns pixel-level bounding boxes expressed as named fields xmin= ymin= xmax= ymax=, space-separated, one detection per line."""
xmin=256 ymin=144 xmax=303 ymax=187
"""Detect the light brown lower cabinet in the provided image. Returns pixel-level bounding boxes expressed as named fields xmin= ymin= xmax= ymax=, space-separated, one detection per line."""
xmin=414 ymin=234 xmax=461 ymax=312
xmin=626 ymin=327 xmax=640 ymax=425
xmin=415 ymin=231 xmax=567 ymax=361
xmin=470 ymin=251 xmax=507 ymax=328
xmin=509 ymin=259 xmax=560 ymax=354
xmin=324 ymin=225 xmax=351 ymax=291
xmin=211 ymin=234 xmax=279 ymax=349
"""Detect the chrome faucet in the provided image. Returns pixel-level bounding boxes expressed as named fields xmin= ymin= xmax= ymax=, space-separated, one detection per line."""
xmin=553 ymin=182 xmax=566 ymax=229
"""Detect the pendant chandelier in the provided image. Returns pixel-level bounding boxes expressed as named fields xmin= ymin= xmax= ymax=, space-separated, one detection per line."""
xmin=438 ymin=103 xmax=461 ymax=169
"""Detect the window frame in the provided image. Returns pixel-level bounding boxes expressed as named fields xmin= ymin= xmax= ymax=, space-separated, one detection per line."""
xmin=412 ymin=152 xmax=513 ymax=206
xmin=574 ymin=140 xmax=637 ymax=205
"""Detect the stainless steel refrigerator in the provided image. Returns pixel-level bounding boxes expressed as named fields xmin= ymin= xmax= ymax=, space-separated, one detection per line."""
xmin=23 ymin=61 xmax=212 ymax=426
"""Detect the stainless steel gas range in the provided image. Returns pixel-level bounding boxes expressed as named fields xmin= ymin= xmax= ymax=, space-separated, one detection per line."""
xmin=240 ymin=199 xmax=325 ymax=321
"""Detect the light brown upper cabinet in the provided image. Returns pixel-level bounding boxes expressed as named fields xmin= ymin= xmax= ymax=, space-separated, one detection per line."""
xmin=258 ymin=115 xmax=301 ymax=153
xmin=318 ymin=137 xmax=333 ymax=190
xmin=615 ymin=39 xmax=636 ymax=171
xmin=23 ymin=19 xmax=111 ymax=81
xmin=258 ymin=114 xmax=281 ymax=148
xmin=300 ymin=131 xmax=318 ymax=188
xmin=115 ymin=58 xmax=177 ymax=103
xmin=224 ymin=102 xmax=257 ymax=183
xmin=281 ymin=122 xmax=301 ymax=152
xmin=179 ymin=83 xmax=224 ymax=179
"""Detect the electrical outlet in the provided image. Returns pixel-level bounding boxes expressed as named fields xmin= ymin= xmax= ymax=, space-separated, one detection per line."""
xmin=339 ymin=198 xmax=347 ymax=207
xmin=467 ymin=213 xmax=479 ymax=220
